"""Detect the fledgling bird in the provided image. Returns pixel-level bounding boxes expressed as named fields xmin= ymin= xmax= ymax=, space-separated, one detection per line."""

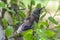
xmin=9 ymin=7 xmax=45 ymax=38
xmin=16 ymin=7 xmax=45 ymax=34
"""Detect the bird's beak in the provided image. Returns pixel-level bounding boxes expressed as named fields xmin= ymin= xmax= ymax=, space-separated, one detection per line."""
xmin=39 ymin=7 xmax=45 ymax=14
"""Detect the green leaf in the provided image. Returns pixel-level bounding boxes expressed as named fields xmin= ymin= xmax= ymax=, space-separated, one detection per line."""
xmin=45 ymin=30 xmax=56 ymax=37
xmin=23 ymin=29 xmax=33 ymax=36
xmin=19 ymin=1 xmax=25 ymax=8
xmin=40 ymin=12 xmax=46 ymax=20
xmin=13 ymin=16 xmax=19 ymax=25
xmin=34 ymin=36 xmax=39 ymax=40
xmin=5 ymin=26 xmax=13 ymax=37
xmin=36 ymin=29 xmax=46 ymax=40
xmin=2 ymin=18 xmax=8 ymax=29
xmin=28 ymin=5 xmax=31 ymax=9
xmin=34 ymin=22 xmax=38 ymax=30
xmin=48 ymin=17 xmax=58 ymax=24
xmin=39 ymin=37 xmax=48 ymax=40
xmin=39 ymin=21 xmax=45 ymax=28
xmin=20 ymin=1 xmax=25 ymax=6
xmin=24 ymin=34 xmax=33 ymax=40
xmin=38 ymin=20 xmax=49 ymax=29
xmin=12 ymin=0 xmax=17 ymax=4
xmin=14 ymin=19 xmax=18 ymax=25
xmin=19 ymin=11 xmax=26 ymax=18
xmin=0 ymin=1 xmax=5 ymax=8
xmin=45 ymin=20 xmax=49 ymax=26
xmin=6 ymin=8 xmax=15 ymax=14
xmin=36 ymin=3 xmax=41 ymax=9
xmin=58 ymin=4 xmax=60 ymax=10
xmin=31 ymin=0 xmax=35 ymax=5
xmin=23 ymin=30 xmax=33 ymax=40
xmin=39 ymin=29 xmax=45 ymax=35
xmin=56 ymin=25 xmax=60 ymax=32
xmin=58 ymin=1 xmax=60 ymax=10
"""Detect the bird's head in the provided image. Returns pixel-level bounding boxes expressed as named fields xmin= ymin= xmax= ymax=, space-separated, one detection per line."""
xmin=32 ymin=7 xmax=45 ymax=18
xmin=32 ymin=7 xmax=45 ymax=22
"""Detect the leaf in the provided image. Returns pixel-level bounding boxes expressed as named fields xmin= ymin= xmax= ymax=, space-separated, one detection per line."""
xmin=56 ymin=25 xmax=60 ymax=32
xmin=13 ymin=16 xmax=19 ymax=25
xmin=36 ymin=29 xmax=46 ymax=39
xmin=20 ymin=1 xmax=25 ymax=6
xmin=36 ymin=3 xmax=41 ymax=9
xmin=48 ymin=17 xmax=58 ymax=24
xmin=19 ymin=1 xmax=26 ymax=8
xmin=38 ymin=20 xmax=49 ymax=29
xmin=39 ymin=37 xmax=48 ymax=40
xmin=24 ymin=34 xmax=33 ymax=40
xmin=5 ymin=26 xmax=13 ymax=37
xmin=28 ymin=5 xmax=31 ymax=9
xmin=6 ymin=8 xmax=15 ymax=14
xmin=34 ymin=22 xmax=38 ymax=30
xmin=44 ymin=20 xmax=49 ymax=27
xmin=2 ymin=18 xmax=8 ymax=29
xmin=40 ymin=12 xmax=46 ymax=20
xmin=12 ymin=0 xmax=17 ymax=4
xmin=31 ymin=0 xmax=35 ymax=5
xmin=39 ymin=21 xmax=45 ymax=28
xmin=58 ymin=4 xmax=60 ymax=10
xmin=19 ymin=11 xmax=26 ymax=18
xmin=34 ymin=36 xmax=39 ymax=40
xmin=0 ymin=1 xmax=5 ymax=8
xmin=45 ymin=30 xmax=56 ymax=37
xmin=14 ymin=19 xmax=18 ymax=25
xmin=23 ymin=29 xmax=33 ymax=36
xmin=39 ymin=29 xmax=45 ymax=35
xmin=57 ymin=1 xmax=60 ymax=10
xmin=23 ymin=30 xmax=33 ymax=40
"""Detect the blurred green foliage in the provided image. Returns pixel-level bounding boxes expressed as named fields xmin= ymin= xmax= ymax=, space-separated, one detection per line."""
xmin=0 ymin=0 xmax=60 ymax=40
xmin=0 ymin=1 xmax=5 ymax=8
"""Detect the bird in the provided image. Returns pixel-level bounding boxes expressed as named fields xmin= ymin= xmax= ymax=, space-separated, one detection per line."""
xmin=16 ymin=7 xmax=45 ymax=34
xmin=9 ymin=7 xmax=45 ymax=38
